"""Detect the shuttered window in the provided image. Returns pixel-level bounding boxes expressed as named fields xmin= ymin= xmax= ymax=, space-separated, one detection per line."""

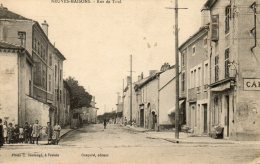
xmin=211 ymin=15 xmax=219 ymax=42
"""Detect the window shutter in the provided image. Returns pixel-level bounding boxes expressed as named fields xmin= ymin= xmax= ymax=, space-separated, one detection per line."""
xmin=211 ymin=15 xmax=219 ymax=42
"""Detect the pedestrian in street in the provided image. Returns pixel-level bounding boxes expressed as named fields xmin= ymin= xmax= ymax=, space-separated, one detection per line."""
xmin=28 ymin=124 xmax=33 ymax=144
xmin=32 ymin=120 xmax=42 ymax=144
xmin=124 ymin=117 xmax=127 ymax=126
xmin=3 ymin=121 xmax=8 ymax=144
xmin=45 ymin=122 xmax=52 ymax=145
xmin=23 ymin=122 xmax=30 ymax=144
xmin=103 ymin=119 xmax=107 ymax=129
xmin=7 ymin=123 xmax=14 ymax=144
xmin=0 ymin=119 xmax=4 ymax=147
xmin=13 ymin=124 xmax=19 ymax=143
xmin=52 ymin=123 xmax=61 ymax=145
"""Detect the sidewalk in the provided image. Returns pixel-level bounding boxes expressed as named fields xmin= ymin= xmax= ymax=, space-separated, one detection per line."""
xmin=3 ymin=126 xmax=74 ymax=146
xmin=126 ymin=125 xmax=260 ymax=145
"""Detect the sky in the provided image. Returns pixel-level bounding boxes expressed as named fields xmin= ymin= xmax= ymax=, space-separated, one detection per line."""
xmin=1 ymin=0 xmax=205 ymax=115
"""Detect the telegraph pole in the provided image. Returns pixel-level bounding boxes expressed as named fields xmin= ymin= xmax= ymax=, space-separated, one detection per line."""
xmin=130 ymin=55 xmax=133 ymax=126
xmin=166 ymin=0 xmax=187 ymax=139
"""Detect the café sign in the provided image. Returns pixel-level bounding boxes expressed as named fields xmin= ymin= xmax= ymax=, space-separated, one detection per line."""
xmin=244 ymin=78 xmax=260 ymax=91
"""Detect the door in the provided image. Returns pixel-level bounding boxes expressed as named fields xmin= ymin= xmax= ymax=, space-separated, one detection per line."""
xmin=203 ymin=104 xmax=208 ymax=133
xmin=225 ymin=96 xmax=230 ymax=137
xmin=140 ymin=109 xmax=144 ymax=127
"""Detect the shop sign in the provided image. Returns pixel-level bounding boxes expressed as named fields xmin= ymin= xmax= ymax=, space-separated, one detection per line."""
xmin=244 ymin=78 xmax=260 ymax=91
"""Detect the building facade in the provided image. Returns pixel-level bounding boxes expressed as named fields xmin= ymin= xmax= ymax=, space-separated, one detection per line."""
xmin=0 ymin=5 xmax=67 ymax=127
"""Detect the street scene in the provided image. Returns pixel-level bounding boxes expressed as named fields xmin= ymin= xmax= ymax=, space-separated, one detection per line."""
xmin=1 ymin=0 xmax=260 ymax=163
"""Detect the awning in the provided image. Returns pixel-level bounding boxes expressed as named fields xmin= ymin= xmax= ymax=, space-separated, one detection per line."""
xmin=167 ymin=100 xmax=185 ymax=115
xmin=211 ymin=82 xmax=231 ymax=92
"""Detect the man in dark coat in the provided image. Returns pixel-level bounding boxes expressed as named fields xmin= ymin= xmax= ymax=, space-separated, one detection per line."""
xmin=23 ymin=122 xmax=30 ymax=144
xmin=103 ymin=119 xmax=107 ymax=129
xmin=0 ymin=119 xmax=4 ymax=147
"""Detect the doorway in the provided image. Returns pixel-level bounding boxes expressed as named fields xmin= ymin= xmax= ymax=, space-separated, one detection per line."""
xmin=225 ymin=95 xmax=230 ymax=137
xmin=140 ymin=109 xmax=144 ymax=127
xmin=202 ymin=104 xmax=208 ymax=134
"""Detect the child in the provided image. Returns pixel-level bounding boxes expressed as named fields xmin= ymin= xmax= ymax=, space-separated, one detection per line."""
xmin=7 ymin=123 xmax=14 ymax=144
xmin=13 ymin=124 xmax=19 ymax=143
xmin=19 ymin=127 xmax=24 ymax=143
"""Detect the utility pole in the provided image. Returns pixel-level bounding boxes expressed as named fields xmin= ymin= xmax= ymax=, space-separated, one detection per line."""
xmin=166 ymin=0 xmax=187 ymax=139
xmin=130 ymin=55 xmax=133 ymax=126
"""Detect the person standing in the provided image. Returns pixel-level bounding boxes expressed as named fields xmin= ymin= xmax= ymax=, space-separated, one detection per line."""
xmin=45 ymin=122 xmax=52 ymax=145
xmin=124 ymin=117 xmax=127 ymax=126
xmin=3 ymin=121 xmax=8 ymax=144
xmin=32 ymin=120 xmax=41 ymax=144
xmin=28 ymin=124 xmax=33 ymax=144
xmin=23 ymin=122 xmax=30 ymax=144
xmin=103 ymin=119 xmax=107 ymax=129
xmin=53 ymin=123 xmax=61 ymax=145
xmin=19 ymin=127 xmax=24 ymax=143
xmin=13 ymin=124 xmax=19 ymax=143
xmin=0 ymin=119 xmax=4 ymax=147
xmin=7 ymin=123 xmax=14 ymax=144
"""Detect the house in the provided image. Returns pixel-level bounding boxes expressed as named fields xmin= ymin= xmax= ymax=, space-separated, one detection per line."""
xmin=179 ymin=26 xmax=210 ymax=135
xmin=0 ymin=41 xmax=33 ymax=125
xmin=134 ymin=71 xmax=159 ymax=130
xmin=204 ymin=0 xmax=260 ymax=140
xmin=158 ymin=64 xmax=186 ymax=130
xmin=0 ymin=4 xmax=67 ymax=126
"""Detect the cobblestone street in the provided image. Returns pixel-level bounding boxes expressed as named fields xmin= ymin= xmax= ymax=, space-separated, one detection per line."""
xmin=1 ymin=124 xmax=260 ymax=164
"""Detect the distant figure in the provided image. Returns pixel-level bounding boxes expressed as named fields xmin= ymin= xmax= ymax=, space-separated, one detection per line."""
xmin=13 ymin=124 xmax=19 ymax=143
xmin=103 ymin=119 xmax=107 ymax=129
xmin=28 ymin=124 xmax=33 ymax=144
xmin=52 ymin=123 xmax=61 ymax=145
xmin=124 ymin=117 xmax=127 ymax=126
xmin=3 ymin=121 xmax=8 ymax=144
xmin=46 ymin=122 xmax=52 ymax=145
xmin=19 ymin=127 xmax=24 ymax=143
xmin=7 ymin=123 xmax=14 ymax=144
xmin=0 ymin=119 xmax=4 ymax=147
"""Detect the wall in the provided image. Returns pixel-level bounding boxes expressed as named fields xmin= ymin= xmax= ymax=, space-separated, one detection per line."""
xmin=233 ymin=0 xmax=260 ymax=140
xmin=159 ymin=68 xmax=175 ymax=126
xmin=0 ymin=51 xmax=18 ymax=125
xmin=25 ymin=96 xmax=50 ymax=126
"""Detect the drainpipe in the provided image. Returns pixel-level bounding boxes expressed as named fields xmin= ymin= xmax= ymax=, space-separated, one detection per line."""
xmin=157 ymin=74 xmax=160 ymax=131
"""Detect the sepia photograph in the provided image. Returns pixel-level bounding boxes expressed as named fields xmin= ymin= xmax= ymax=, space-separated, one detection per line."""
xmin=0 ymin=0 xmax=260 ymax=163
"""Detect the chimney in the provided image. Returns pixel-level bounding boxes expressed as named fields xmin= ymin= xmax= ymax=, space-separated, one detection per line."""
xmin=201 ymin=7 xmax=210 ymax=26
xmin=0 ymin=4 xmax=7 ymax=10
xmin=138 ymin=75 xmax=141 ymax=81
xmin=149 ymin=70 xmax=157 ymax=76
xmin=127 ymin=76 xmax=131 ymax=85
xmin=41 ymin=20 xmax=49 ymax=36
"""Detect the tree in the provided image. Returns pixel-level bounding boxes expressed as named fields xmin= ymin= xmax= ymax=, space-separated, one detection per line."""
xmin=65 ymin=76 xmax=92 ymax=109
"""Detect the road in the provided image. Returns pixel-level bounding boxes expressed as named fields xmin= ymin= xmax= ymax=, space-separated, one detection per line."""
xmin=0 ymin=124 xmax=260 ymax=164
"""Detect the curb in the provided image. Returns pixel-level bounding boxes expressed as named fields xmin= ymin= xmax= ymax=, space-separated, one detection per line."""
xmin=60 ymin=129 xmax=75 ymax=139
xmin=163 ymin=138 xmax=235 ymax=144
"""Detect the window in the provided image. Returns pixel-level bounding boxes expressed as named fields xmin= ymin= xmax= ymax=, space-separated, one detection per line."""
xmin=55 ymin=65 xmax=57 ymax=82
xmin=190 ymin=71 xmax=194 ymax=88
xmin=203 ymin=37 xmax=207 ymax=48
xmin=192 ymin=45 xmax=196 ymax=56
xmin=18 ymin=31 xmax=26 ymax=48
xmin=215 ymin=56 xmax=219 ymax=82
xmin=194 ymin=69 xmax=197 ymax=87
xmin=181 ymin=72 xmax=185 ymax=91
xmin=204 ymin=63 xmax=209 ymax=85
xmin=211 ymin=15 xmax=219 ymax=41
xmin=60 ymin=70 xmax=62 ymax=81
xmin=49 ymin=74 xmax=52 ymax=92
xmin=29 ymin=80 xmax=32 ymax=96
xmin=181 ymin=50 xmax=186 ymax=67
xmin=60 ymin=90 xmax=62 ymax=102
xmin=198 ymin=67 xmax=201 ymax=87
xmin=49 ymin=54 xmax=52 ymax=66
xmin=225 ymin=5 xmax=231 ymax=34
xmin=225 ymin=48 xmax=230 ymax=78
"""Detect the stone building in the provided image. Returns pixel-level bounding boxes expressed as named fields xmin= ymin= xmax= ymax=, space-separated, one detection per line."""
xmin=0 ymin=42 xmax=33 ymax=126
xmin=0 ymin=5 xmax=67 ymax=126
xmin=179 ymin=26 xmax=210 ymax=135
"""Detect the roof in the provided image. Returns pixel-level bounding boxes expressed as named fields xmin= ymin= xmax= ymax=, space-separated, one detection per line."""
xmin=134 ymin=71 xmax=161 ymax=90
xmin=0 ymin=41 xmax=22 ymax=50
xmin=55 ymin=47 xmax=66 ymax=60
xmin=0 ymin=4 xmax=31 ymax=20
xmin=203 ymin=0 xmax=218 ymax=10
xmin=179 ymin=26 xmax=209 ymax=50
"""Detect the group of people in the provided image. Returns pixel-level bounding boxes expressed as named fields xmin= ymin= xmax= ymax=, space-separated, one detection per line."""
xmin=0 ymin=119 xmax=62 ymax=147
